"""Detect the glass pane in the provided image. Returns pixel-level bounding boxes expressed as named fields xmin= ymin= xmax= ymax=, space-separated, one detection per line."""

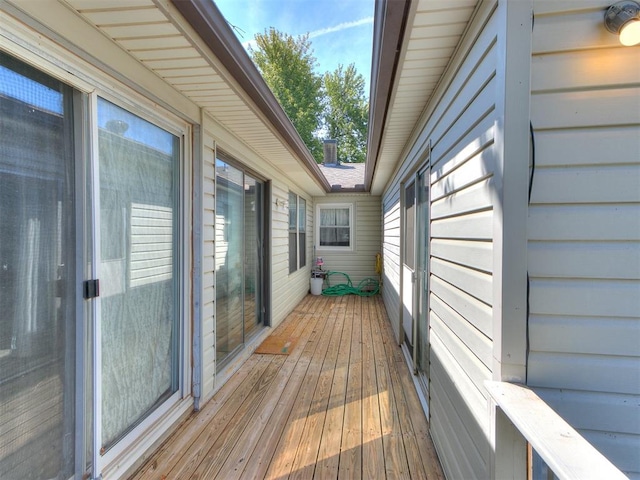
xmin=416 ymin=170 xmax=430 ymax=388
xmin=335 ymin=208 xmax=349 ymax=226
xmin=288 ymin=192 xmax=297 ymax=273
xmin=288 ymin=192 xmax=297 ymax=230
xmin=98 ymin=98 xmax=179 ymax=448
xmin=216 ymin=160 xmax=244 ymax=362
xmin=0 ymin=53 xmax=76 ymax=479
xmin=298 ymin=199 xmax=306 ymax=268
xmin=244 ymin=175 xmax=260 ymax=339
xmin=299 ymin=233 xmax=306 ymax=268
xmin=319 ymin=227 xmax=350 ymax=247
xmin=404 ymin=182 xmax=415 ymax=270
xmin=298 ymin=198 xmax=306 ymax=232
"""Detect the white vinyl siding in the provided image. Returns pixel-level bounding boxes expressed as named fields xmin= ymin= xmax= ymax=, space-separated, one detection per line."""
xmin=201 ymin=139 xmax=216 ymax=398
xmin=427 ymin=3 xmax=499 ymax=475
xmin=381 ymin=1 xmax=510 ymax=477
xmin=314 ymin=194 xmax=381 ymax=286
xmin=528 ymin=2 xmax=640 ymax=477
xmin=272 ymin=182 xmax=312 ymax=323
xmin=382 ymin=192 xmax=402 ymax=340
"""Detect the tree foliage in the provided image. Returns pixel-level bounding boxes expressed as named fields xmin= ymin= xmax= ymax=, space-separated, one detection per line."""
xmin=322 ymin=64 xmax=368 ymax=163
xmin=250 ymin=28 xmax=324 ymax=162
xmin=250 ymin=29 xmax=369 ymax=163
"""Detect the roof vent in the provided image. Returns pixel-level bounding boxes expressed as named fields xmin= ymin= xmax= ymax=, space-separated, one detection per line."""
xmin=323 ymin=139 xmax=338 ymax=165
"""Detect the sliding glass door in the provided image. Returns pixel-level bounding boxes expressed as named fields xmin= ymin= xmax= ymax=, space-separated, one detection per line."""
xmin=215 ymin=155 xmax=266 ymax=367
xmin=0 ymin=52 xmax=186 ymax=478
xmin=415 ymin=166 xmax=430 ymax=398
xmin=0 ymin=52 xmax=78 ymax=480
xmin=97 ymin=98 xmax=181 ymax=452
xmin=402 ymin=164 xmax=431 ymax=404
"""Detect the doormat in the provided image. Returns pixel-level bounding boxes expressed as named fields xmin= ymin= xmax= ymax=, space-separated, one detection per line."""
xmin=254 ymin=335 xmax=299 ymax=355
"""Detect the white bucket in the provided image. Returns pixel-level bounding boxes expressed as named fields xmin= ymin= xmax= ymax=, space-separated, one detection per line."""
xmin=310 ymin=277 xmax=323 ymax=295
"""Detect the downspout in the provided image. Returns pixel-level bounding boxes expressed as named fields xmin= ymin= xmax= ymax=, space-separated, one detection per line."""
xmin=192 ymin=123 xmax=203 ymax=410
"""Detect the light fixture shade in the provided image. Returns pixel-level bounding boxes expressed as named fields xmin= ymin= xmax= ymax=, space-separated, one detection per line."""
xmin=605 ymin=1 xmax=640 ymax=45
xmin=620 ymin=18 xmax=640 ymax=45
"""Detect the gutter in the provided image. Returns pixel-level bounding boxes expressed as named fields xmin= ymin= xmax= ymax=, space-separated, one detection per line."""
xmin=364 ymin=0 xmax=411 ymax=191
xmin=171 ymin=0 xmax=332 ymax=193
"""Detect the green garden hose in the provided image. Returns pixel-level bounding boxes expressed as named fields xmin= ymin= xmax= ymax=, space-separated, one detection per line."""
xmin=321 ymin=271 xmax=380 ymax=297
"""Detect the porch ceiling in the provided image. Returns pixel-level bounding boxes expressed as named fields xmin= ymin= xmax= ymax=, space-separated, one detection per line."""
xmin=58 ymin=0 xmax=330 ymax=196
xmin=367 ymin=0 xmax=479 ymax=195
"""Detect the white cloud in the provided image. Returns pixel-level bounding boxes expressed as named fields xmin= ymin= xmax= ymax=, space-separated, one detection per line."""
xmin=241 ymin=16 xmax=373 ymax=50
xmin=308 ymin=16 xmax=374 ymax=39
xmin=242 ymin=39 xmax=258 ymax=50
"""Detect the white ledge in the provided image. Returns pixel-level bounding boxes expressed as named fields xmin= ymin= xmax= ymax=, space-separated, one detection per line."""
xmin=485 ymin=381 xmax=628 ymax=480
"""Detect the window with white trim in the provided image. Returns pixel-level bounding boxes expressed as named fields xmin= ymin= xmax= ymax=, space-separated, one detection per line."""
xmin=316 ymin=203 xmax=353 ymax=250
xmin=288 ymin=192 xmax=306 ymax=273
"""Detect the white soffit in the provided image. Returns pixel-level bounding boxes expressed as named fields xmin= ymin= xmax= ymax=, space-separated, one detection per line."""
xmin=62 ymin=0 xmax=325 ymax=196
xmin=371 ymin=0 xmax=478 ymax=194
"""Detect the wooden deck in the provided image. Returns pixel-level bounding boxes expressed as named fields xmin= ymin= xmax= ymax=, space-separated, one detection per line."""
xmin=131 ymin=294 xmax=444 ymax=479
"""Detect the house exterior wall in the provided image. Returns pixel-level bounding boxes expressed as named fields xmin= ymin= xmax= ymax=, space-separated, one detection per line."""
xmin=381 ymin=1 xmax=504 ymax=477
xmin=1 ymin=3 xmax=322 ymax=477
xmin=271 ymin=180 xmax=313 ymax=323
xmin=313 ymin=194 xmax=382 ymax=286
xmin=200 ymin=118 xmax=316 ymax=401
xmin=0 ymin=5 xmax=201 ymax=478
xmin=381 ymin=0 xmax=538 ymax=477
xmin=382 ymin=193 xmax=402 ymax=340
xmin=528 ymin=2 xmax=640 ymax=476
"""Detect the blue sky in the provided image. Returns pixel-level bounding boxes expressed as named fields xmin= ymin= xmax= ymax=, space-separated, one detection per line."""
xmin=215 ymin=0 xmax=375 ymax=95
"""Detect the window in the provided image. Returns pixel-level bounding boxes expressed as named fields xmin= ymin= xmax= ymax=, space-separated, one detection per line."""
xmin=288 ymin=193 xmax=306 ymax=273
xmin=404 ymin=181 xmax=415 ymax=270
xmin=316 ymin=203 xmax=353 ymax=250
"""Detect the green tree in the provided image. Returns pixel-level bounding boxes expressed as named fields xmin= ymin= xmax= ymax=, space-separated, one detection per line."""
xmin=322 ymin=64 xmax=369 ymax=163
xmin=250 ymin=28 xmax=324 ymax=162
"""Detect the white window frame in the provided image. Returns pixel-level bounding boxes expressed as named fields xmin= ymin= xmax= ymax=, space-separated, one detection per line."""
xmin=288 ymin=192 xmax=307 ymax=273
xmin=315 ymin=203 xmax=354 ymax=252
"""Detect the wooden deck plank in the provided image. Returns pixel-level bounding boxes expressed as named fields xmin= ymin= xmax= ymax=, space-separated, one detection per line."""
xmin=263 ymin=296 xmax=338 ymax=480
xmin=370 ymin=298 xmax=412 ymax=479
xmin=374 ymin=300 xmax=444 ymax=479
xmin=214 ymin=295 xmax=330 ymax=479
xmin=189 ymin=355 xmax=288 ymax=479
xmin=361 ymin=296 xmax=386 ymax=479
xmin=339 ymin=295 xmax=363 ymax=479
xmin=129 ymin=295 xmax=444 ymax=480
xmin=380 ymin=320 xmax=429 ymax=479
xmin=313 ymin=297 xmax=351 ymax=479
xmin=289 ymin=297 xmax=346 ymax=480
xmin=235 ymin=295 xmax=333 ymax=480
xmin=163 ymin=356 xmax=278 ymax=479
xmin=134 ymin=354 xmax=270 ymax=480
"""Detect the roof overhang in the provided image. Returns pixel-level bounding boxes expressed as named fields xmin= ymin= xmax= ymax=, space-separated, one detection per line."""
xmin=171 ymin=0 xmax=331 ymax=192
xmin=365 ymin=0 xmax=480 ymax=195
xmin=5 ymin=0 xmax=332 ymax=195
xmin=365 ymin=0 xmax=412 ymax=192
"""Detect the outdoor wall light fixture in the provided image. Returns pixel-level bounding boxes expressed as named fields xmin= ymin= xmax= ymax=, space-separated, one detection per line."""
xmin=275 ymin=198 xmax=288 ymax=209
xmin=605 ymin=1 xmax=640 ymax=46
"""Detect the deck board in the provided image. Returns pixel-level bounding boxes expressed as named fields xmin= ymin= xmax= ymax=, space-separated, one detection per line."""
xmin=130 ymin=295 xmax=444 ymax=480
